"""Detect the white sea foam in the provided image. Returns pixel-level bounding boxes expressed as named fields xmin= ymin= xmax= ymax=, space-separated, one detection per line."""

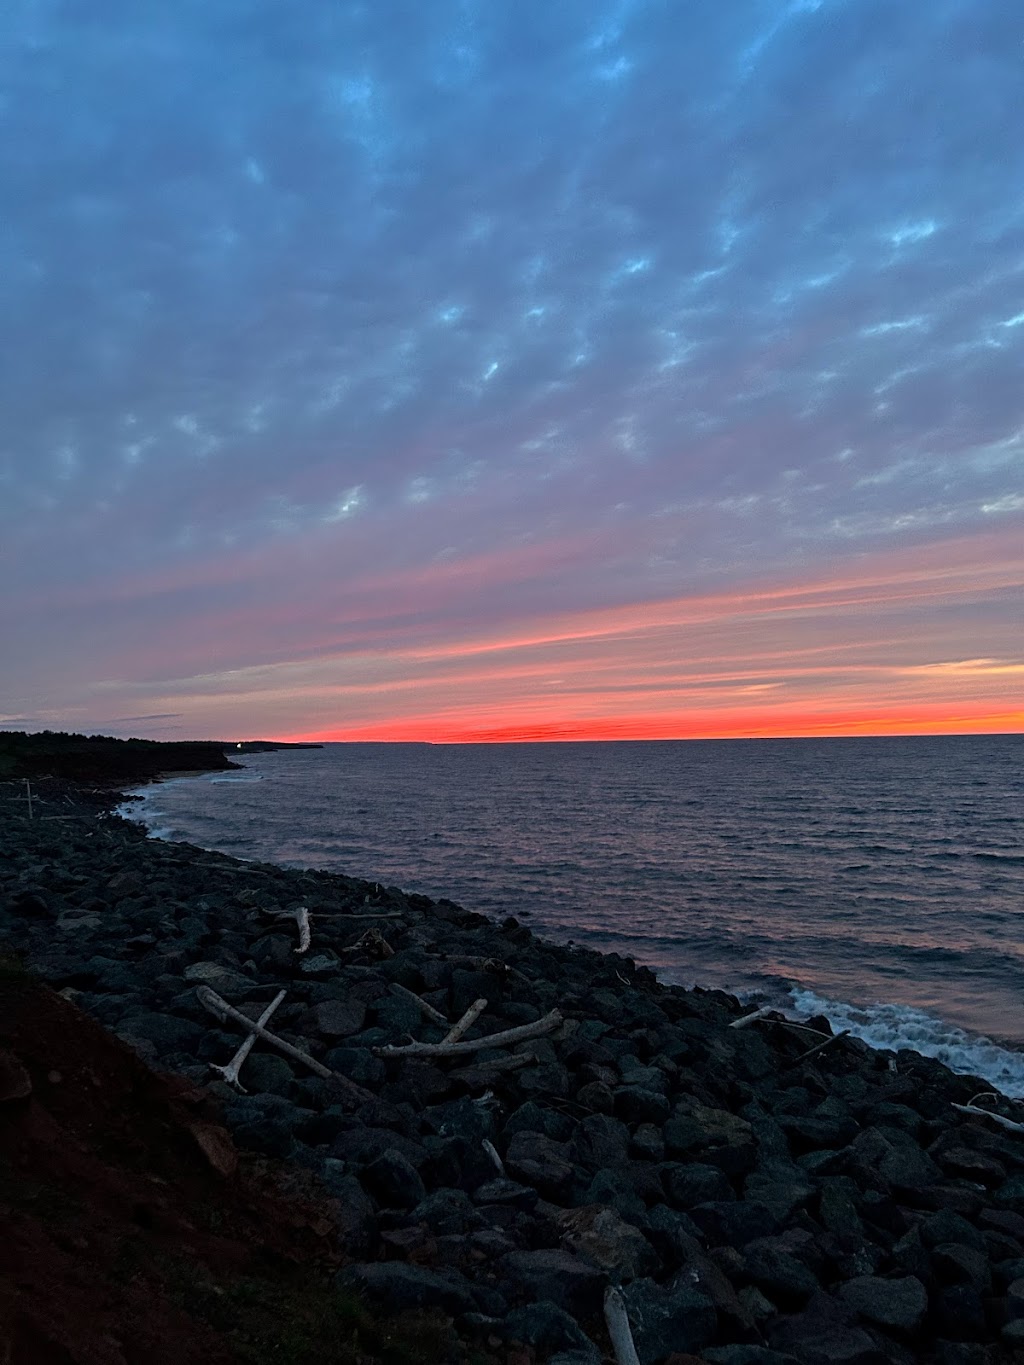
xmin=786 ymin=985 xmax=1024 ymax=1100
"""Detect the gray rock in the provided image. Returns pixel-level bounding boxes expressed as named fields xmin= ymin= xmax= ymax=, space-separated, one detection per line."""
xmin=931 ymin=1243 xmax=993 ymax=1294
xmin=362 ymin=1148 xmax=427 ymax=1209
xmin=340 ymin=1262 xmax=477 ymax=1315
xmin=743 ymin=1244 xmax=819 ymax=1306
xmin=473 ymin=1178 xmax=539 ymax=1210
xmin=555 ymin=1204 xmax=659 ymax=1279
xmin=614 ymin=1086 xmax=671 ymax=1125
xmin=505 ymin=1130 xmax=576 ymax=1199
xmin=242 ymin=1052 xmax=296 ymax=1098
xmin=503 ymin=1302 xmax=598 ymax=1359
xmin=319 ymin=1168 xmax=377 ymax=1256
xmin=500 ymin=1249 xmax=604 ymax=1315
xmin=570 ymin=1113 xmax=631 ymax=1171
xmin=620 ymin=1277 xmax=716 ymax=1364
xmin=662 ymin=1161 xmax=734 ymax=1209
xmin=304 ymin=998 xmax=366 ymax=1037
xmin=409 ymin=1187 xmax=484 ymax=1235
xmin=298 ymin=951 xmax=341 ymax=977
xmin=838 ymin=1275 xmax=928 ymax=1332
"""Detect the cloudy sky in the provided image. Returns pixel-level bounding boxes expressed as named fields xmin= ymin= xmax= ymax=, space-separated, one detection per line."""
xmin=2 ymin=0 xmax=1022 ymax=741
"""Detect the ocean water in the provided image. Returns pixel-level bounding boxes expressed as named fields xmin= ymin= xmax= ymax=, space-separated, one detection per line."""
xmin=123 ymin=735 xmax=1024 ymax=1096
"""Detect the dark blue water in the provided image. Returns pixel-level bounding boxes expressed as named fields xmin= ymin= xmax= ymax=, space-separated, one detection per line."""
xmin=125 ymin=735 xmax=1024 ymax=1094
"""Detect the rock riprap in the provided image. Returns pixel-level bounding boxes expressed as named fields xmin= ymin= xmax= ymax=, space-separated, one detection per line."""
xmin=3 ymin=782 xmax=1024 ymax=1364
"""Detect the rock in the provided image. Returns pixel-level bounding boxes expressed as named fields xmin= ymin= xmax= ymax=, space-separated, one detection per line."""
xmin=620 ymin=1277 xmax=716 ymax=1364
xmin=340 ymin=1262 xmax=477 ymax=1316
xmin=242 ymin=1052 xmax=295 ymax=1098
xmin=362 ymin=1149 xmax=427 ymax=1209
xmin=409 ymin=1188 xmax=484 ymax=1235
xmin=473 ymin=1178 xmax=539 ymax=1211
xmin=188 ymin=1121 xmax=238 ymax=1178
xmin=931 ymin=1243 xmax=993 ymax=1295
xmin=615 ymin=1086 xmax=671 ymax=1125
xmin=664 ymin=1105 xmax=756 ymax=1176
xmin=181 ymin=961 xmax=254 ymax=999
xmin=323 ymin=1046 xmax=385 ymax=1088
xmin=921 ymin=1210 xmax=987 ymax=1253
xmin=298 ymin=952 xmax=340 ymax=977
xmin=631 ymin=1122 xmax=665 ymax=1161
xmin=555 ymin=1204 xmax=659 ymax=1279
xmin=662 ymin=1162 xmax=734 ymax=1209
xmin=569 ymin=1113 xmax=631 ymax=1171
xmin=690 ymin=1200 xmax=779 ymax=1248
xmin=319 ymin=1168 xmax=377 ymax=1256
xmin=504 ymin=1131 xmax=576 ymax=1200
xmin=503 ymin=1302 xmax=598 ymax=1359
xmin=838 ymin=1275 xmax=928 ymax=1332
xmin=743 ymin=1244 xmax=819 ymax=1306
xmin=304 ymin=998 xmax=366 ymax=1037
xmin=499 ymin=1249 xmax=604 ymax=1315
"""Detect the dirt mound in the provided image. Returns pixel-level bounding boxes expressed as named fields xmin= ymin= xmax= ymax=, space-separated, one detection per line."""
xmin=0 ymin=966 xmax=476 ymax=1365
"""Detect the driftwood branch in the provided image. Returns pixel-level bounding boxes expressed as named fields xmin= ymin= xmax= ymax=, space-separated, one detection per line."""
xmin=730 ymin=1006 xmax=774 ymax=1029
xmin=293 ymin=906 xmax=311 ymax=955
xmin=197 ymin=986 xmax=332 ymax=1078
xmin=785 ymin=1029 xmax=850 ymax=1069
xmin=390 ymin=983 xmax=449 ymax=1026
xmin=443 ymin=998 xmax=487 ymax=1046
xmin=373 ymin=1010 xmax=562 ymax=1059
xmin=951 ymin=1102 xmax=1024 ymax=1134
xmin=604 ymin=1286 xmax=641 ymax=1365
xmin=209 ymin=990 xmax=287 ymax=1091
xmin=482 ymin=1138 xmax=505 ymax=1176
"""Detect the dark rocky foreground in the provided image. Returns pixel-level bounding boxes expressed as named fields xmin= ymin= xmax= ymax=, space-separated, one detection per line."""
xmin=4 ymin=778 xmax=1024 ymax=1364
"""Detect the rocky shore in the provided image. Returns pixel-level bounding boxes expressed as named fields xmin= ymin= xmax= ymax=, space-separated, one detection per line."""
xmin=5 ymin=775 xmax=1024 ymax=1364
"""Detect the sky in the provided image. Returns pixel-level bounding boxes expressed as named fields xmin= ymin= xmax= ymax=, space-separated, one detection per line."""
xmin=1 ymin=0 xmax=1022 ymax=743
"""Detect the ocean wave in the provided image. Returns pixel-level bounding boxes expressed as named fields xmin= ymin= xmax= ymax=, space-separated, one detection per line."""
xmin=786 ymin=986 xmax=1024 ymax=1099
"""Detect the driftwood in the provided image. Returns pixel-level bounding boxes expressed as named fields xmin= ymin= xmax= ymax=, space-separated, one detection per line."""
xmin=604 ymin=1286 xmax=641 ymax=1365
xmin=785 ymin=1029 xmax=851 ymax=1069
xmin=443 ymin=998 xmax=488 ymax=1046
xmin=209 ymin=989 xmax=287 ymax=1091
xmin=340 ymin=927 xmax=395 ymax=959
xmin=482 ymin=1138 xmax=505 ymax=1176
xmin=730 ymin=1006 xmax=774 ymax=1029
xmin=390 ymin=983 xmax=449 ymax=1026
xmin=373 ymin=1010 xmax=562 ymax=1059
xmin=952 ymin=1100 xmax=1024 ymax=1134
xmin=196 ymin=986 xmax=332 ymax=1077
xmin=294 ymin=906 xmax=311 ymax=955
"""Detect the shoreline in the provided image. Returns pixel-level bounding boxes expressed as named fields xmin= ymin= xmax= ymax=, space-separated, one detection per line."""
xmin=6 ymin=772 xmax=1024 ymax=1361
xmin=124 ymin=760 xmax=1024 ymax=1102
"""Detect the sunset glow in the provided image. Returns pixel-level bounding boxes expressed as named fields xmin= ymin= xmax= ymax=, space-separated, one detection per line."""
xmin=1 ymin=3 xmax=1022 ymax=743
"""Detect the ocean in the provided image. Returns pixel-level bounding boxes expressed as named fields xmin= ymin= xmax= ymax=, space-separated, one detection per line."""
xmin=122 ymin=735 xmax=1024 ymax=1096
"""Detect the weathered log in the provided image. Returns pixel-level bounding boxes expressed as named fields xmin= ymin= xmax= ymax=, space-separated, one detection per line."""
xmin=373 ymin=1010 xmax=563 ymax=1059
xmin=785 ymin=1028 xmax=850 ymax=1069
xmin=951 ymin=1101 xmax=1024 ymax=1134
xmin=730 ymin=1006 xmax=774 ymax=1029
xmin=209 ymin=990 xmax=286 ymax=1091
xmin=442 ymin=997 xmax=487 ymax=1046
xmin=196 ymin=986 xmax=332 ymax=1077
xmin=604 ymin=1286 xmax=641 ymax=1365
xmin=391 ymin=983 xmax=449 ymax=1026
xmin=293 ymin=906 xmax=311 ymax=955
xmin=482 ymin=1138 xmax=505 ymax=1176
